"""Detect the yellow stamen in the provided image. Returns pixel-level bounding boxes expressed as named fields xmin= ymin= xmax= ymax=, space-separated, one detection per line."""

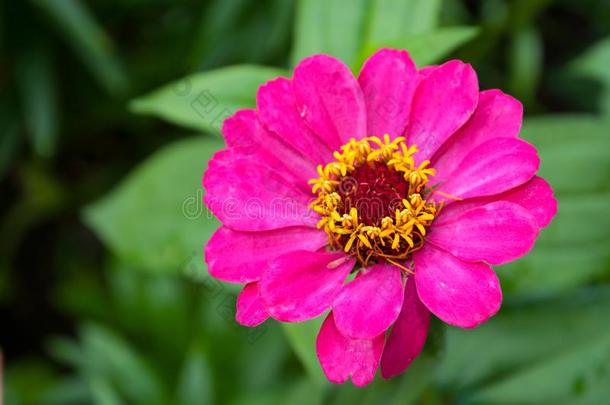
xmin=308 ymin=135 xmax=438 ymax=270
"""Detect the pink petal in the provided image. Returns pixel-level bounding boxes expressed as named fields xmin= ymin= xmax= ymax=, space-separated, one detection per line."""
xmin=406 ymin=60 xmax=479 ymax=164
xmin=257 ymin=77 xmax=338 ymax=162
xmin=494 ymin=176 xmax=557 ymax=228
xmin=429 ymin=201 xmax=539 ymax=265
xmin=332 ymin=263 xmax=404 ymax=339
xmin=418 ymin=65 xmax=438 ymax=76
xmin=293 ymin=55 xmax=366 ymax=144
xmin=381 ymin=276 xmax=430 ymax=379
xmin=358 ymin=49 xmax=419 ymax=139
xmin=205 ymin=226 xmax=328 ymax=283
xmin=236 ymin=283 xmax=269 ymax=327
xmin=432 ymin=90 xmax=523 ymax=183
xmin=435 ymin=176 xmax=557 ymax=229
xmin=414 ymin=245 xmax=502 ymax=328
xmin=316 ymin=312 xmax=384 ymax=387
xmin=222 ymin=109 xmax=316 ymax=190
xmin=431 ymin=137 xmax=540 ymax=202
xmin=203 ymin=148 xmax=317 ymax=231
xmin=259 ymin=251 xmax=354 ymax=322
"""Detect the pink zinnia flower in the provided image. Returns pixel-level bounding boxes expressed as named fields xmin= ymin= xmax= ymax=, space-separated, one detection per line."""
xmin=203 ymin=49 xmax=557 ymax=386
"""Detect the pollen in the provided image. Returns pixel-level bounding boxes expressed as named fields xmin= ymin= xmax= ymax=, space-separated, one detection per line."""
xmin=309 ymin=135 xmax=439 ymax=271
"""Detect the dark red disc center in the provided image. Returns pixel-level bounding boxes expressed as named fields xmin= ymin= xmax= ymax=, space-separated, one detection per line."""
xmin=337 ymin=163 xmax=409 ymax=225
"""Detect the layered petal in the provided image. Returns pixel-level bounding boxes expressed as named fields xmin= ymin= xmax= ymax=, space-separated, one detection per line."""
xmin=432 ymin=90 xmax=523 ymax=183
xmin=406 ymin=60 xmax=479 ymax=163
xmin=380 ymin=276 xmax=429 ymax=379
xmin=236 ymin=283 xmax=269 ymax=327
xmin=316 ymin=312 xmax=385 ymax=387
xmin=257 ymin=77 xmax=338 ymax=162
xmin=418 ymin=65 xmax=438 ymax=77
xmin=203 ymin=148 xmax=317 ymax=231
xmin=333 ymin=263 xmax=404 ymax=339
xmin=293 ymin=55 xmax=366 ymax=144
xmin=205 ymin=226 xmax=328 ymax=283
xmin=491 ymin=176 xmax=556 ymax=228
xmin=429 ymin=201 xmax=539 ymax=265
xmin=434 ymin=176 xmax=557 ymax=229
xmin=259 ymin=251 xmax=354 ymax=322
xmin=222 ymin=109 xmax=316 ymax=189
xmin=358 ymin=49 xmax=419 ymax=138
xmin=414 ymin=245 xmax=502 ymax=328
xmin=431 ymin=137 xmax=539 ymax=203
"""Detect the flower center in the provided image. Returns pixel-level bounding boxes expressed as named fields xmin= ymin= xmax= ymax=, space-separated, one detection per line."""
xmin=309 ymin=135 xmax=438 ymax=271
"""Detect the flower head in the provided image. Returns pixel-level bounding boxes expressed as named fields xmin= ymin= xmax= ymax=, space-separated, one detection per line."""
xmin=203 ymin=49 xmax=557 ymax=386
xmin=309 ymin=135 xmax=438 ymax=270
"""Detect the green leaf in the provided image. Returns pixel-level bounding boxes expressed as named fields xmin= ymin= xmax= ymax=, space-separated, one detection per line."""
xmin=382 ymin=356 xmax=436 ymax=405
xmin=291 ymin=0 xmax=367 ymax=68
xmin=42 ymin=377 xmax=91 ymax=405
xmin=110 ymin=268 xmax=194 ymax=353
xmin=189 ymin=0 xmax=294 ymax=70
xmin=175 ymin=347 xmax=213 ymax=405
xmin=365 ymin=0 xmax=442 ymax=44
xmin=282 ymin=316 xmax=327 ymax=388
xmin=30 ymin=0 xmax=128 ymax=96
xmin=83 ymin=137 xmax=223 ymax=274
xmin=360 ymin=26 xmax=479 ymax=67
xmin=330 ymin=355 xmax=436 ymax=405
xmin=238 ymin=324 xmax=289 ymax=390
xmin=500 ymin=240 xmax=610 ymax=295
xmin=16 ymin=46 xmax=59 ymax=158
xmin=570 ymin=38 xmax=610 ymax=83
xmin=439 ymin=288 xmax=610 ymax=392
xmin=188 ymin=0 xmax=252 ymax=69
xmin=87 ymin=377 xmax=122 ymax=405
xmin=536 ymin=193 xmax=610 ymax=247
xmin=508 ymin=26 xmax=543 ymax=107
xmin=467 ymin=330 xmax=610 ymax=404
xmin=48 ymin=324 xmax=167 ymax=405
xmin=130 ymin=66 xmax=286 ymax=134
xmin=231 ymin=378 xmax=324 ymax=405
xmin=500 ymin=115 xmax=610 ymax=294
xmin=229 ymin=390 xmax=285 ymax=405
xmin=570 ymin=37 xmax=610 ymax=115
xmin=282 ymin=378 xmax=325 ymax=405
xmin=521 ymin=115 xmax=610 ymax=145
xmin=521 ymin=116 xmax=610 ymax=194
xmin=47 ymin=336 xmax=87 ymax=368
xmin=80 ymin=323 xmax=166 ymax=405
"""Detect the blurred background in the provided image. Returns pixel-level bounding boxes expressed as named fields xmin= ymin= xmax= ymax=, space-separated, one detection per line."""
xmin=2 ymin=0 xmax=610 ymax=404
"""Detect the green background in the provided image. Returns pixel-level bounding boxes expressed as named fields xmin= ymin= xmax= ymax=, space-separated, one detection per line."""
xmin=2 ymin=0 xmax=610 ymax=404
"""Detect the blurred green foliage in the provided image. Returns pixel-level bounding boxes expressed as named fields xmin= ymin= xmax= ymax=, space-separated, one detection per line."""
xmin=2 ymin=0 xmax=610 ymax=404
